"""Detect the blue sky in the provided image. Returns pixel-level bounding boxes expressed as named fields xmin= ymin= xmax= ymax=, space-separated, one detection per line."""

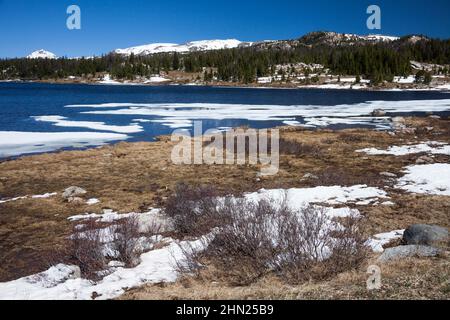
xmin=1 ymin=0 xmax=449 ymax=58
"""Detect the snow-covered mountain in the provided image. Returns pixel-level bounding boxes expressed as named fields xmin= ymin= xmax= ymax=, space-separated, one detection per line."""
xmin=27 ymin=50 xmax=57 ymax=59
xmin=115 ymin=39 xmax=249 ymax=56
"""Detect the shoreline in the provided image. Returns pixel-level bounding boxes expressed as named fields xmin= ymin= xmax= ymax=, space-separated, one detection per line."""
xmin=2 ymin=79 xmax=450 ymax=92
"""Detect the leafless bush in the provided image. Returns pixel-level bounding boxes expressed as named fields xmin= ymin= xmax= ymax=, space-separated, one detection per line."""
xmin=68 ymin=219 xmax=107 ymax=280
xmin=113 ymin=215 xmax=141 ymax=267
xmin=275 ymin=207 xmax=368 ymax=283
xmin=201 ymin=198 xmax=285 ymax=285
xmin=177 ymin=198 xmax=369 ymax=286
xmin=164 ymin=183 xmax=226 ymax=237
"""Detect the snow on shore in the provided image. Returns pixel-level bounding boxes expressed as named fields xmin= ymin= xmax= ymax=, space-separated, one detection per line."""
xmin=366 ymin=230 xmax=405 ymax=253
xmin=0 ymin=131 xmax=128 ymax=158
xmin=0 ymin=239 xmax=205 ymax=300
xmin=244 ymin=185 xmax=388 ymax=209
xmin=64 ymin=99 xmax=450 ymax=129
xmin=33 ymin=115 xmax=143 ymax=134
xmin=396 ymin=164 xmax=450 ymax=196
xmin=0 ymin=192 xmax=57 ymax=204
xmin=357 ymin=142 xmax=450 ymax=156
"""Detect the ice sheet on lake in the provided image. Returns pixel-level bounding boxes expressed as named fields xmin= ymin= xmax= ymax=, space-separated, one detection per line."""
xmin=0 ymin=131 xmax=128 ymax=158
xmin=33 ymin=116 xmax=143 ymax=134
xmin=64 ymin=99 xmax=450 ymax=129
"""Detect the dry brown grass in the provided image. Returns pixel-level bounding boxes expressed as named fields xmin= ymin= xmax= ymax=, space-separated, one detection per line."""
xmin=0 ymin=116 xmax=449 ymax=288
xmin=119 ymin=256 xmax=449 ymax=300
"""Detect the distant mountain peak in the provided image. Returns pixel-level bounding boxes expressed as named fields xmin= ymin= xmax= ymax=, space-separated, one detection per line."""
xmin=27 ymin=49 xmax=57 ymax=59
xmin=114 ymin=39 xmax=249 ymax=56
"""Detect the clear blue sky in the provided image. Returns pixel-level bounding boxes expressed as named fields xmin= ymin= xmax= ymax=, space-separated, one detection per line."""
xmin=1 ymin=0 xmax=449 ymax=58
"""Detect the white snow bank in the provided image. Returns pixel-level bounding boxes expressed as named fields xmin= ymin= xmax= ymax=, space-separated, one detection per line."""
xmin=65 ymin=99 xmax=450 ymax=130
xmin=86 ymin=198 xmax=100 ymax=205
xmin=244 ymin=185 xmax=388 ymax=209
xmin=393 ymin=76 xmax=415 ymax=84
xmin=366 ymin=230 xmax=405 ymax=253
xmin=357 ymin=142 xmax=450 ymax=156
xmin=98 ymin=74 xmax=122 ymax=85
xmin=0 ymin=131 xmax=128 ymax=158
xmin=396 ymin=164 xmax=450 ymax=195
xmin=144 ymin=76 xmax=170 ymax=83
xmin=33 ymin=115 xmax=143 ymax=134
xmin=0 ymin=192 xmax=57 ymax=204
xmin=0 ymin=239 xmax=204 ymax=300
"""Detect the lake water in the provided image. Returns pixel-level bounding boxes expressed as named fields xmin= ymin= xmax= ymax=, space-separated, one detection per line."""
xmin=0 ymin=82 xmax=449 ymax=158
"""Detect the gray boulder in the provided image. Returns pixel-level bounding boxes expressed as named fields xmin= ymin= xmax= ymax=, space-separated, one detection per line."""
xmin=380 ymin=172 xmax=397 ymax=178
xmin=403 ymin=224 xmax=448 ymax=247
xmin=62 ymin=186 xmax=87 ymax=200
xmin=378 ymin=245 xmax=440 ymax=263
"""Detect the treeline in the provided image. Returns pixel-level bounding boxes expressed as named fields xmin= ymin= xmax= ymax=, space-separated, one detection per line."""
xmin=1 ymin=37 xmax=449 ymax=84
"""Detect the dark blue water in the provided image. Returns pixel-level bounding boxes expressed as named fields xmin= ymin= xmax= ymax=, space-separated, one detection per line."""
xmin=0 ymin=82 xmax=449 ymax=157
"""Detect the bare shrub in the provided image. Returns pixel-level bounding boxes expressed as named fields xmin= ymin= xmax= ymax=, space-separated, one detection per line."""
xmin=113 ymin=215 xmax=141 ymax=267
xmin=276 ymin=207 xmax=368 ymax=283
xmin=164 ymin=183 xmax=225 ymax=237
xmin=68 ymin=219 xmax=107 ymax=280
xmin=201 ymin=198 xmax=285 ymax=285
xmin=177 ymin=198 xmax=369 ymax=286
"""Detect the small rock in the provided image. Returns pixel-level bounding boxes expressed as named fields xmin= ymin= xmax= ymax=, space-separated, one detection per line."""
xmin=377 ymin=245 xmax=441 ymax=263
xmin=429 ymin=115 xmax=441 ymax=119
xmin=415 ymin=155 xmax=434 ymax=165
xmin=426 ymin=127 xmax=434 ymax=132
xmin=62 ymin=186 xmax=87 ymax=200
xmin=372 ymin=109 xmax=386 ymax=117
xmin=302 ymin=173 xmax=319 ymax=180
xmin=380 ymin=172 xmax=397 ymax=178
xmin=68 ymin=197 xmax=84 ymax=204
xmin=403 ymin=224 xmax=448 ymax=247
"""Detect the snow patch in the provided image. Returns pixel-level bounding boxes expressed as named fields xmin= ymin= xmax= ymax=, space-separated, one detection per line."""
xmin=396 ymin=164 xmax=450 ymax=195
xmin=366 ymin=230 xmax=405 ymax=253
xmin=357 ymin=142 xmax=450 ymax=156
